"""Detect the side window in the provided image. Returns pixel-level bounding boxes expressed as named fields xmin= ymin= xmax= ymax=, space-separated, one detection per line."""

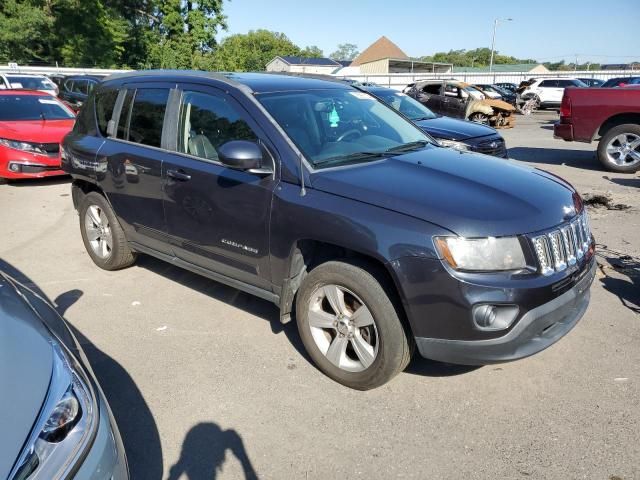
xmin=124 ymin=88 xmax=170 ymax=147
xmin=557 ymin=80 xmax=572 ymax=88
xmin=444 ymin=84 xmax=460 ymax=97
xmin=87 ymin=81 xmax=97 ymax=94
xmin=117 ymin=89 xmax=134 ymax=140
xmin=64 ymin=80 xmax=74 ymax=92
xmin=422 ymin=83 xmax=442 ymax=95
xmin=95 ymin=88 xmax=119 ymax=137
xmin=72 ymin=80 xmax=86 ymax=94
xmin=177 ymin=90 xmax=258 ymax=162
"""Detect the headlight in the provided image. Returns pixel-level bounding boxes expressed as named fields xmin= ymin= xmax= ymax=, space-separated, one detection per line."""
xmin=0 ymin=138 xmax=47 ymax=155
xmin=438 ymin=139 xmax=470 ymax=151
xmin=434 ymin=236 xmax=527 ymax=271
xmin=9 ymin=342 xmax=97 ymax=480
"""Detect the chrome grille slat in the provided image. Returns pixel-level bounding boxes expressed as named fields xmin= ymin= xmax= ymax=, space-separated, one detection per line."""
xmin=532 ymin=210 xmax=592 ymax=275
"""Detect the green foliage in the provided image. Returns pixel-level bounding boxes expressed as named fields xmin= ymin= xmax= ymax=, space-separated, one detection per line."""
xmin=300 ymin=45 xmax=323 ymax=58
xmin=0 ymin=0 xmax=52 ymax=63
xmin=329 ymin=43 xmax=359 ymax=61
xmin=210 ymin=30 xmax=302 ymax=71
xmin=421 ymin=48 xmax=537 ymax=67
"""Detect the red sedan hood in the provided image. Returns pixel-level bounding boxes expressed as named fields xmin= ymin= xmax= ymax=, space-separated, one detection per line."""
xmin=0 ymin=119 xmax=75 ymax=143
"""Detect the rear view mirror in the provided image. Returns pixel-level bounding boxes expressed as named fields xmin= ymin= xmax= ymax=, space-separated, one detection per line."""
xmin=218 ymin=140 xmax=271 ymax=174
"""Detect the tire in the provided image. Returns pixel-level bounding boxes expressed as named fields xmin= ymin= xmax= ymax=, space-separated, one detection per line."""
xmin=79 ymin=191 xmax=136 ymax=270
xmin=597 ymin=124 xmax=640 ymax=173
xmin=468 ymin=112 xmax=489 ymax=125
xmin=295 ymin=260 xmax=413 ymax=390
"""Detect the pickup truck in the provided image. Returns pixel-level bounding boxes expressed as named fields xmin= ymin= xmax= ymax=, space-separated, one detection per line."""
xmin=554 ymin=86 xmax=640 ymax=172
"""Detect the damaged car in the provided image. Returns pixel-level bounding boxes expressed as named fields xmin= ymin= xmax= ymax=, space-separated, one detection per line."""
xmin=405 ymin=79 xmax=516 ymax=128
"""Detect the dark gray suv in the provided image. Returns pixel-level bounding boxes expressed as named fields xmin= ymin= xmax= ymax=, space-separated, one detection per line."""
xmin=62 ymin=71 xmax=596 ymax=389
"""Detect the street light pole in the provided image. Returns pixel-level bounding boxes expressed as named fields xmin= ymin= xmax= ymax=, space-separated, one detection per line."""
xmin=489 ymin=17 xmax=512 ymax=74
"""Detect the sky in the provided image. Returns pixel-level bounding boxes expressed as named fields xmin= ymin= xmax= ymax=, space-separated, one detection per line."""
xmin=220 ymin=0 xmax=640 ymax=64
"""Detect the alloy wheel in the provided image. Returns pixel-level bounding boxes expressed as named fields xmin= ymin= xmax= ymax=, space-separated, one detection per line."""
xmin=84 ymin=205 xmax=113 ymax=259
xmin=307 ymin=284 xmax=379 ymax=372
xmin=605 ymin=133 xmax=640 ymax=168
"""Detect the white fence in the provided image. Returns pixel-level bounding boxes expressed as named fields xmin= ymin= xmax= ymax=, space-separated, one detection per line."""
xmin=332 ymin=70 xmax=637 ymax=90
xmin=0 ymin=65 xmax=635 ymax=91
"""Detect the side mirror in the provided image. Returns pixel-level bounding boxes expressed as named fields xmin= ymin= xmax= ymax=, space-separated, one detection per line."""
xmin=218 ymin=140 xmax=271 ymax=174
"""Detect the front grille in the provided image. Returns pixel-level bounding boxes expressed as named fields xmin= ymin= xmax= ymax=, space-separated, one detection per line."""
xmin=472 ymin=137 xmax=507 ymax=157
xmin=36 ymin=143 xmax=60 ymax=156
xmin=19 ymin=164 xmax=61 ymax=173
xmin=531 ymin=210 xmax=592 ymax=276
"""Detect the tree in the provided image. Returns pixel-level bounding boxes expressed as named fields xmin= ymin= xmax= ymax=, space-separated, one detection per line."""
xmin=329 ymin=43 xmax=359 ymax=61
xmin=300 ymin=45 xmax=323 ymax=58
xmin=0 ymin=0 xmax=52 ymax=63
xmin=210 ymin=30 xmax=301 ymax=71
xmin=421 ymin=48 xmax=537 ymax=68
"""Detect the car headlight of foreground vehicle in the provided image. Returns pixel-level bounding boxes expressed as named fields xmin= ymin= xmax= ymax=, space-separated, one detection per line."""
xmin=434 ymin=236 xmax=526 ymax=271
xmin=9 ymin=342 xmax=97 ymax=480
xmin=438 ymin=139 xmax=470 ymax=151
xmin=0 ymin=138 xmax=48 ymax=155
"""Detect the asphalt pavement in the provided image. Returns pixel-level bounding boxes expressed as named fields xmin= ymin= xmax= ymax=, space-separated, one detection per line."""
xmin=0 ymin=111 xmax=638 ymax=479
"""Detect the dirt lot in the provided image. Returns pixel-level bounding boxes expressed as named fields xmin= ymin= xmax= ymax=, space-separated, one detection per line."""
xmin=1 ymin=111 xmax=638 ymax=479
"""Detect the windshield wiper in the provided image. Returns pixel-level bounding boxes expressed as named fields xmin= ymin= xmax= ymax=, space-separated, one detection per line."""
xmin=411 ymin=116 xmax=434 ymax=121
xmin=385 ymin=140 xmax=430 ymax=153
xmin=313 ymin=151 xmax=400 ymax=168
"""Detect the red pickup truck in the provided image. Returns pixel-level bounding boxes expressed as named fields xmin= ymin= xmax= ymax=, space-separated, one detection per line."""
xmin=554 ymin=86 xmax=640 ymax=173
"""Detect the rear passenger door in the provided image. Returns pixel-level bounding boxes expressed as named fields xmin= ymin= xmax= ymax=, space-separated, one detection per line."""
xmin=160 ymin=84 xmax=276 ymax=290
xmin=417 ymin=82 xmax=445 ymax=115
xmin=96 ymin=83 xmax=174 ymax=254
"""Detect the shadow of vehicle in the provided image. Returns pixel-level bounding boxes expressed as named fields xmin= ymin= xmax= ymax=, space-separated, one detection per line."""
xmin=0 ymin=258 xmax=164 ymax=480
xmin=596 ymin=245 xmax=640 ymax=314
xmin=404 ymin=357 xmax=480 ymax=377
xmin=1 ymin=176 xmax=72 ymax=187
xmin=168 ymin=423 xmax=258 ymax=480
xmin=607 ymin=177 xmax=640 ymax=188
xmin=508 ymin=147 xmax=602 ymax=171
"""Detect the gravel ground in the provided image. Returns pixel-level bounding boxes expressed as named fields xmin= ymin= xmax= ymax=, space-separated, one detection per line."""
xmin=1 ymin=110 xmax=638 ymax=479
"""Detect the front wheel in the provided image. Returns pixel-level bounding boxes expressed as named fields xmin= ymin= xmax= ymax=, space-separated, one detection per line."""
xmin=597 ymin=124 xmax=640 ymax=173
xmin=296 ymin=260 xmax=413 ymax=390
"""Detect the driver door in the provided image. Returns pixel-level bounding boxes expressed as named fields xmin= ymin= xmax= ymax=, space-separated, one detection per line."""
xmin=161 ymin=83 xmax=277 ymax=290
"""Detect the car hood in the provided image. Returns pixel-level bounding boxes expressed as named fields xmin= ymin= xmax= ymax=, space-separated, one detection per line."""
xmin=310 ymin=145 xmax=578 ymax=237
xmin=0 ymin=119 xmax=75 ymax=143
xmin=0 ymin=275 xmax=53 ymax=479
xmin=415 ymin=116 xmax=498 ymax=141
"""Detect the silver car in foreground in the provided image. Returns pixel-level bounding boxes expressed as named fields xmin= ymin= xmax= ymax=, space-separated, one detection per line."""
xmin=0 ymin=271 xmax=128 ymax=479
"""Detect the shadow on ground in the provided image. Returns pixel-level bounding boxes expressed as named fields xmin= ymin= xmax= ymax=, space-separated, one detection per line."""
xmin=607 ymin=177 xmax=640 ymax=188
xmin=168 ymin=423 xmax=259 ymax=480
xmin=596 ymin=244 xmax=640 ymax=314
xmin=508 ymin=147 xmax=602 ymax=171
xmin=2 ymin=176 xmax=72 ymax=187
xmin=0 ymin=258 xmax=164 ymax=480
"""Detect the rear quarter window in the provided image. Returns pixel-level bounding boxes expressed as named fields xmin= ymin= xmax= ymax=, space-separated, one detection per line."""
xmin=95 ymin=88 xmax=119 ymax=137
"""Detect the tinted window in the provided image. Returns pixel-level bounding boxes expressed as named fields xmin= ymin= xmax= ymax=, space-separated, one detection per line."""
xmin=538 ymin=80 xmax=557 ymax=87
xmin=177 ymin=91 xmax=257 ymax=161
xmin=123 ymin=88 xmax=169 ymax=147
xmin=117 ymin=90 xmax=134 ymax=139
xmin=95 ymin=88 xmax=119 ymax=136
xmin=0 ymin=94 xmax=75 ymax=121
xmin=422 ymin=83 xmax=442 ymax=95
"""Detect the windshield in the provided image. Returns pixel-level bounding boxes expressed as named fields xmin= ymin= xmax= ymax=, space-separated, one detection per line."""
xmin=0 ymin=95 xmax=74 ymax=121
xmin=258 ymin=89 xmax=432 ymax=169
xmin=5 ymin=76 xmax=56 ymax=91
xmin=370 ymin=90 xmax=437 ymax=121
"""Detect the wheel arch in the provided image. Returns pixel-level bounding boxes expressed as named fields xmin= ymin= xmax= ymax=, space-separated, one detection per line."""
xmin=278 ymin=239 xmax=411 ymax=332
xmin=596 ymin=113 xmax=640 ymax=141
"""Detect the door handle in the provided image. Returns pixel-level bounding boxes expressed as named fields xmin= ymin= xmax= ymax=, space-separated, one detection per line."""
xmin=167 ymin=169 xmax=191 ymax=181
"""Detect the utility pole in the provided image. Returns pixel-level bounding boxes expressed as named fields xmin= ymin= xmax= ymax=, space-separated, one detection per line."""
xmin=489 ymin=18 xmax=513 ymax=73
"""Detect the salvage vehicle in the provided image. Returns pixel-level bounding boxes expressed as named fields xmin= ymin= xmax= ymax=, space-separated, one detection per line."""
xmin=362 ymin=85 xmax=508 ymax=157
xmin=600 ymin=77 xmax=640 ymax=88
xmin=473 ymin=84 xmax=517 ymax=105
xmin=0 ymin=90 xmax=75 ymax=180
xmin=554 ymin=86 xmax=640 ymax=172
xmin=519 ymin=77 xmax=587 ymax=109
xmin=63 ymin=71 xmax=595 ymax=389
xmin=495 ymin=82 xmax=518 ymax=94
xmin=405 ymin=80 xmax=516 ymax=128
xmin=59 ymin=75 xmax=103 ymax=110
xmin=0 ymin=270 xmax=128 ymax=479
xmin=0 ymin=73 xmax=59 ymax=97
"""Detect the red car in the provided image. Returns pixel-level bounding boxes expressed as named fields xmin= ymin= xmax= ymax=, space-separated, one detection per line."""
xmin=0 ymin=90 xmax=75 ymax=180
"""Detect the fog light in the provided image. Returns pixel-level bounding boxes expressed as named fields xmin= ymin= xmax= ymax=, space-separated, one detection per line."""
xmin=9 ymin=162 xmax=21 ymax=172
xmin=472 ymin=304 xmax=519 ymax=331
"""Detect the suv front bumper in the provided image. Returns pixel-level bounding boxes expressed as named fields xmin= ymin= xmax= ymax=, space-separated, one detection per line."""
xmin=414 ymin=260 xmax=595 ymax=365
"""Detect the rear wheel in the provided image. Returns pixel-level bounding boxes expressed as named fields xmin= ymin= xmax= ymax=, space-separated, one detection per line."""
xmin=597 ymin=124 xmax=640 ymax=173
xmin=79 ymin=192 xmax=137 ymax=270
xmin=296 ymin=260 xmax=413 ymax=390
